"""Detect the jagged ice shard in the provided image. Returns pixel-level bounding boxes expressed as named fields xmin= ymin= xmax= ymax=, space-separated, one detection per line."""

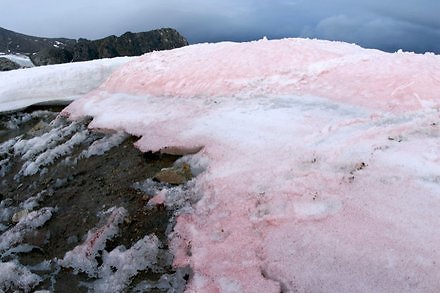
xmin=4 ymin=38 xmax=440 ymax=292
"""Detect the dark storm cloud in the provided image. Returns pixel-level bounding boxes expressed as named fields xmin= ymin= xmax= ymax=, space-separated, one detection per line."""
xmin=1 ymin=0 xmax=439 ymax=53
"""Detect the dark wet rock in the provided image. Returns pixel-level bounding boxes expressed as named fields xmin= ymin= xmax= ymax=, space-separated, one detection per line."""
xmin=0 ymin=57 xmax=20 ymax=71
xmin=30 ymin=47 xmax=74 ymax=66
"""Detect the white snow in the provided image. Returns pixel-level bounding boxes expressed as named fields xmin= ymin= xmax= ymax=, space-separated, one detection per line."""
xmin=0 ymin=56 xmax=132 ymax=112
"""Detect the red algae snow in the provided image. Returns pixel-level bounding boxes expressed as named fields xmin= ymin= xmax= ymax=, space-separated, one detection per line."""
xmin=63 ymin=38 xmax=440 ymax=292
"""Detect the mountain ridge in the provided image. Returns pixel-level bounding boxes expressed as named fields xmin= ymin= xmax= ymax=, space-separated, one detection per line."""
xmin=0 ymin=26 xmax=75 ymax=54
xmin=0 ymin=27 xmax=188 ymax=67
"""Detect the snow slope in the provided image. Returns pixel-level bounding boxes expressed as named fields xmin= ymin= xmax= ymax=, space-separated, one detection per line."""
xmin=0 ymin=57 xmax=132 ymax=112
xmin=2 ymin=38 xmax=440 ymax=292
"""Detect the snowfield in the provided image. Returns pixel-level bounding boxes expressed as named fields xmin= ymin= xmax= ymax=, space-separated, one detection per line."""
xmin=0 ymin=56 xmax=132 ymax=112
xmin=2 ymin=38 xmax=440 ymax=292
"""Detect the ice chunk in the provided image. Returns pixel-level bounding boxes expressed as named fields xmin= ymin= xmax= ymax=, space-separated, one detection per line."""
xmin=0 ymin=260 xmax=42 ymax=292
xmin=135 ymin=178 xmax=200 ymax=212
xmin=0 ymin=207 xmax=54 ymax=253
xmin=0 ymin=137 xmax=19 ymax=177
xmin=88 ymin=234 xmax=160 ymax=292
xmin=18 ymin=129 xmax=89 ymax=177
xmin=80 ymin=131 xmax=128 ymax=158
xmin=60 ymin=207 xmax=127 ymax=277
xmin=133 ymin=266 xmax=191 ymax=293
xmin=14 ymin=120 xmax=81 ymax=160
xmin=0 ymin=198 xmax=16 ymax=222
xmin=2 ymin=110 xmax=54 ymax=130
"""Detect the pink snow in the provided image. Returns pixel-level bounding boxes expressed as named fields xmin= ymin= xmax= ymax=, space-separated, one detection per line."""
xmin=98 ymin=38 xmax=440 ymax=113
xmin=63 ymin=38 xmax=440 ymax=292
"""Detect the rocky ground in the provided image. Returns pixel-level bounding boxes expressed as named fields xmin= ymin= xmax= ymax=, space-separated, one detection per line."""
xmin=0 ymin=106 xmax=195 ymax=292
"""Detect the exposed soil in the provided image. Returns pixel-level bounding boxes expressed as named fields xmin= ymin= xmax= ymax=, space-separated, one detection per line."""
xmin=0 ymin=106 xmax=191 ymax=292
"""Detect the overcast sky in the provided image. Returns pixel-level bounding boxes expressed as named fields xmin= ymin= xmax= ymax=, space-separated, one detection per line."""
xmin=1 ymin=0 xmax=439 ymax=53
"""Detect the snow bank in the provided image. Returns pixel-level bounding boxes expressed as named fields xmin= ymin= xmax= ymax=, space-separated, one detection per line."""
xmin=46 ymin=38 xmax=440 ymax=291
xmin=0 ymin=57 xmax=132 ymax=113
